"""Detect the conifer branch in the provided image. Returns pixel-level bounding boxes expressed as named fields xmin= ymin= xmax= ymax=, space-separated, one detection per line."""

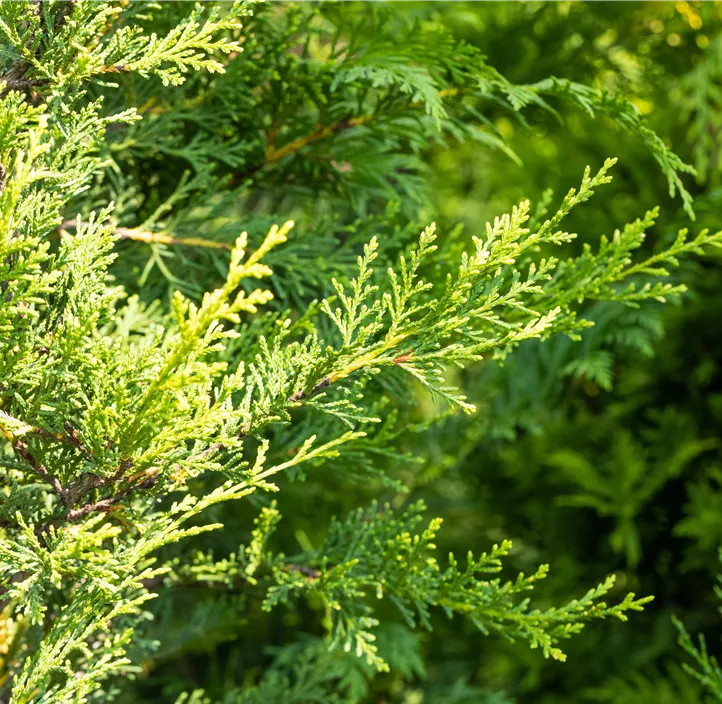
xmin=7 ymin=439 xmax=64 ymax=498
xmin=59 ymin=220 xmax=232 ymax=251
xmin=262 ymin=94 xmax=449 ymax=164
xmin=0 ymin=410 xmax=95 ymax=465
xmin=66 ymin=470 xmax=159 ymax=522
xmin=0 ymin=3 xmax=716 ymax=699
xmin=232 ymin=88 xmax=462 ymax=185
xmin=0 ymin=410 xmax=65 ymax=447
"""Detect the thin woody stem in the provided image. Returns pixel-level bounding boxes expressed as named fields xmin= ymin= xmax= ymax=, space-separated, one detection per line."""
xmin=1 ymin=408 xmax=139 ymax=513
xmin=0 ymin=410 xmax=93 ymax=460
xmin=58 ymin=221 xmax=231 ymax=251
xmin=8 ymin=439 xmax=64 ymax=498
xmin=66 ymin=470 xmax=158 ymax=522
xmin=231 ymin=87 xmax=463 ymax=186
xmin=264 ymin=87 xmax=462 ymax=164
xmin=115 ymin=226 xmax=231 ymax=250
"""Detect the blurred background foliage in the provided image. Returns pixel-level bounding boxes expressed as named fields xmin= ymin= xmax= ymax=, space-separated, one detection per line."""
xmin=91 ymin=1 xmax=722 ymax=702
xmin=419 ymin=2 xmax=722 ymax=702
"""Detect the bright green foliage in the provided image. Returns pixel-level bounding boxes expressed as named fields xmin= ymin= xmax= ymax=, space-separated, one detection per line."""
xmin=1 ymin=2 xmax=722 ymax=703
xmin=259 ymin=501 xmax=652 ymax=669
xmin=675 ymin=614 xmax=722 ymax=702
xmin=674 ymin=553 xmax=722 ymax=702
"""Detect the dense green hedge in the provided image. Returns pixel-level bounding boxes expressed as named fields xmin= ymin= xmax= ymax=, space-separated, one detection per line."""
xmin=2 ymin=2 xmax=722 ymax=702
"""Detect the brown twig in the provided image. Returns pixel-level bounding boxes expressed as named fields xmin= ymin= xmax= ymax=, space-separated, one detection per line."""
xmin=10 ymin=439 xmax=64 ymax=498
xmin=0 ymin=72 xmax=44 ymax=98
xmin=59 ymin=221 xmax=232 ymax=251
xmin=63 ymin=421 xmax=93 ymax=460
xmin=66 ymin=469 xmax=158 ymax=522
xmin=230 ymin=117 xmax=364 ymax=187
xmin=0 ymin=0 xmax=43 ymax=98
xmin=53 ymin=0 xmax=77 ymax=30
xmin=0 ymin=410 xmax=91 ymax=458
xmin=229 ymin=87 xmax=462 ymax=187
xmin=61 ymin=458 xmax=134 ymax=508
xmin=98 ymin=64 xmax=128 ymax=74
xmin=180 ymin=374 xmax=334 ymax=470
xmin=288 ymin=375 xmax=331 ymax=403
xmin=1 ymin=409 xmax=140 ymax=516
xmin=284 ymin=564 xmax=321 ymax=580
